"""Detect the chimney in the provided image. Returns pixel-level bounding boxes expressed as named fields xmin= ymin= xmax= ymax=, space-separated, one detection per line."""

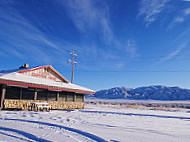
xmin=19 ymin=63 xmax=29 ymax=69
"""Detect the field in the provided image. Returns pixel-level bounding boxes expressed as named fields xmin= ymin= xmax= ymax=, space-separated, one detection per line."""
xmin=86 ymin=99 xmax=190 ymax=111
xmin=0 ymin=102 xmax=190 ymax=142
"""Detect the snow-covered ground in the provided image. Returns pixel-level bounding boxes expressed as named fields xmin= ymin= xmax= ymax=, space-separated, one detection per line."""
xmin=0 ymin=105 xmax=190 ymax=142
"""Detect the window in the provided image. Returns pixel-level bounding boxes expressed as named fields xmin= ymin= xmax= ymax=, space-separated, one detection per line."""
xmin=67 ymin=92 xmax=74 ymax=102
xmin=5 ymin=86 xmax=20 ymax=99
xmin=0 ymin=85 xmax=2 ymax=96
xmin=37 ymin=89 xmax=47 ymax=100
xmin=76 ymin=94 xmax=84 ymax=102
xmin=48 ymin=91 xmax=57 ymax=101
xmin=22 ymin=88 xmax=34 ymax=100
xmin=59 ymin=91 xmax=66 ymax=102
xmin=0 ymin=84 xmax=2 ymax=106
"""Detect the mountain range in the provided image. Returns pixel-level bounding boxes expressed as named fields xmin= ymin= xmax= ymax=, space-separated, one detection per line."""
xmin=87 ymin=85 xmax=190 ymax=100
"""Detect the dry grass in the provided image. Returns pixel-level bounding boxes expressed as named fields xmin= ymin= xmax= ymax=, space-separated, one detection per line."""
xmin=86 ymin=101 xmax=190 ymax=112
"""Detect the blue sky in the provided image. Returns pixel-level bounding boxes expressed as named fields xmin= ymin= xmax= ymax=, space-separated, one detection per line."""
xmin=1 ymin=0 xmax=190 ymax=91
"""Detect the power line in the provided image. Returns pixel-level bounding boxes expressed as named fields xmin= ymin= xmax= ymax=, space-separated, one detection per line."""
xmin=73 ymin=70 xmax=190 ymax=73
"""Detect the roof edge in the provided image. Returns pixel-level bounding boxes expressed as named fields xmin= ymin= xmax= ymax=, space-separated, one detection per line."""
xmin=0 ymin=79 xmax=95 ymax=94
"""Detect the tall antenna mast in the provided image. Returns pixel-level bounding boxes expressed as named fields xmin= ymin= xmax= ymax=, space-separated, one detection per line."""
xmin=67 ymin=48 xmax=77 ymax=83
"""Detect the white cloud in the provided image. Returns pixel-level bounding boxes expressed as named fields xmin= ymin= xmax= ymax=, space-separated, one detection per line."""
xmin=174 ymin=17 xmax=184 ymax=23
xmin=178 ymin=27 xmax=190 ymax=38
xmin=169 ymin=8 xmax=190 ymax=28
xmin=124 ymin=40 xmax=138 ymax=58
xmin=62 ymin=0 xmax=138 ymax=61
xmin=175 ymin=8 xmax=190 ymax=23
xmin=138 ymin=0 xmax=171 ymax=25
xmin=63 ymin=0 xmax=99 ymax=32
xmin=0 ymin=1 xmax=73 ymax=64
xmin=62 ymin=0 xmax=110 ymax=34
xmin=0 ymin=0 xmax=139 ymax=70
xmin=158 ymin=42 xmax=187 ymax=63
xmin=62 ymin=0 xmax=115 ymax=45
xmin=184 ymin=8 xmax=190 ymax=15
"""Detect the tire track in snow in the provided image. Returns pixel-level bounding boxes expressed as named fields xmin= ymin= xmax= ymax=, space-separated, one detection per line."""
xmin=0 ymin=126 xmax=51 ymax=142
xmin=79 ymin=110 xmax=190 ymax=120
xmin=0 ymin=119 xmax=82 ymax=142
xmin=0 ymin=118 xmax=107 ymax=142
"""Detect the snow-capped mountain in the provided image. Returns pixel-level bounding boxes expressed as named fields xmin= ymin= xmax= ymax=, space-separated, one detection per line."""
xmin=87 ymin=85 xmax=190 ymax=100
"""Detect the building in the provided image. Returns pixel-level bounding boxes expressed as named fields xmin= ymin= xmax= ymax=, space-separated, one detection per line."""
xmin=0 ymin=65 xmax=95 ymax=110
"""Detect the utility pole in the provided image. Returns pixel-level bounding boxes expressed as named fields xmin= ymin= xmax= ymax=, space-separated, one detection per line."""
xmin=68 ymin=49 xmax=77 ymax=83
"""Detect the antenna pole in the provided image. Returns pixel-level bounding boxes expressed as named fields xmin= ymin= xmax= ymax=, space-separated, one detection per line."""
xmin=68 ymin=49 xmax=77 ymax=83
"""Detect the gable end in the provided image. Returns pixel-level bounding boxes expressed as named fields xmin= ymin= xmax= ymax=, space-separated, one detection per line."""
xmin=17 ymin=65 xmax=69 ymax=83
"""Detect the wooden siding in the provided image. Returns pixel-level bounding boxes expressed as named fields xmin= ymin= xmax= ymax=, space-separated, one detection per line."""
xmin=4 ymin=99 xmax=84 ymax=110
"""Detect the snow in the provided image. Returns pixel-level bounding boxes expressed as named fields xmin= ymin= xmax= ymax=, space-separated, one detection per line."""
xmin=0 ymin=72 xmax=95 ymax=93
xmin=0 ymin=105 xmax=190 ymax=142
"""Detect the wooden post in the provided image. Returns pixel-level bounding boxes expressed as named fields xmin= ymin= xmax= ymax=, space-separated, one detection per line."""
xmin=74 ymin=93 xmax=76 ymax=102
xmin=82 ymin=94 xmax=85 ymax=102
xmin=68 ymin=48 xmax=77 ymax=83
xmin=56 ymin=92 xmax=59 ymax=101
xmin=1 ymin=85 xmax=6 ymax=110
xmin=34 ymin=88 xmax=37 ymax=101
xmin=20 ymin=88 xmax=22 ymax=100
xmin=66 ymin=92 xmax=68 ymax=102
xmin=82 ymin=94 xmax=85 ymax=109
